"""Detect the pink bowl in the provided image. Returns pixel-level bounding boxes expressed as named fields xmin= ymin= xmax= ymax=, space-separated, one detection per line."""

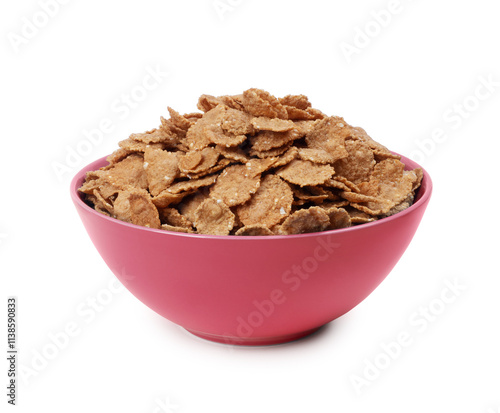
xmin=70 ymin=154 xmax=432 ymax=345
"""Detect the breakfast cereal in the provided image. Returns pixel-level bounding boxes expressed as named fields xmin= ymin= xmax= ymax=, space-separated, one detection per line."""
xmin=79 ymin=88 xmax=423 ymax=235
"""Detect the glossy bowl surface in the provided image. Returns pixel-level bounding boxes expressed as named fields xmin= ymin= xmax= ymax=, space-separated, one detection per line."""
xmin=71 ymin=154 xmax=432 ymax=345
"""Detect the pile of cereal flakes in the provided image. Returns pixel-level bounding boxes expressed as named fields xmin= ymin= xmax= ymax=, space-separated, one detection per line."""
xmin=80 ymin=88 xmax=423 ymax=235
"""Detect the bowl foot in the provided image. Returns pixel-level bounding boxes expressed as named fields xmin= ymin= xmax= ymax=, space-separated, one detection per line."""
xmin=184 ymin=326 xmax=323 ymax=346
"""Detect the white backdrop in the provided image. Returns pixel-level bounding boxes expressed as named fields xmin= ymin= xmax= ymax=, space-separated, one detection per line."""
xmin=1 ymin=0 xmax=499 ymax=412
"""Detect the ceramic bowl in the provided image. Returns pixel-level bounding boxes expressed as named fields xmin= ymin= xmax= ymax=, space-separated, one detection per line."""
xmin=71 ymin=154 xmax=432 ymax=345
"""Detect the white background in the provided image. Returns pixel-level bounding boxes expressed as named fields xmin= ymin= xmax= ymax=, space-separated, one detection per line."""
xmin=1 ymin=0 xmax=500 ymax=412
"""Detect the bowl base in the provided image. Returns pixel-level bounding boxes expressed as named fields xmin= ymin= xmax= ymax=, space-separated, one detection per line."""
xmin=185 ymin=326 xmax=323 ymax=346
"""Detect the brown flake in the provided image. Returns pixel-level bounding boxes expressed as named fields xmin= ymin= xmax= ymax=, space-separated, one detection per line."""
xmin=194 ymin=198 xmax=235 ymax=235
xmin=236 ymin=174 xmax=293 ymax=227
xmin=144 ymin=147 xmax=179 ymax=196
xmin=279 ymin=207 xmax=331 ymax=234
xmin=113 ymin=188 xmax=161 ymax=229
xmin=210 ymin=164 xmax=261 ymax=207
xmin=235 ymin=225 xmax=274 ymax=236
xmin=277 ymin=159 xmax=335 ymax=187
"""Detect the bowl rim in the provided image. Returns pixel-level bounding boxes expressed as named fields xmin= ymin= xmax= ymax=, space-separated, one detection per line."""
xmin=70 ymin=152 xmax=432 ymax=241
